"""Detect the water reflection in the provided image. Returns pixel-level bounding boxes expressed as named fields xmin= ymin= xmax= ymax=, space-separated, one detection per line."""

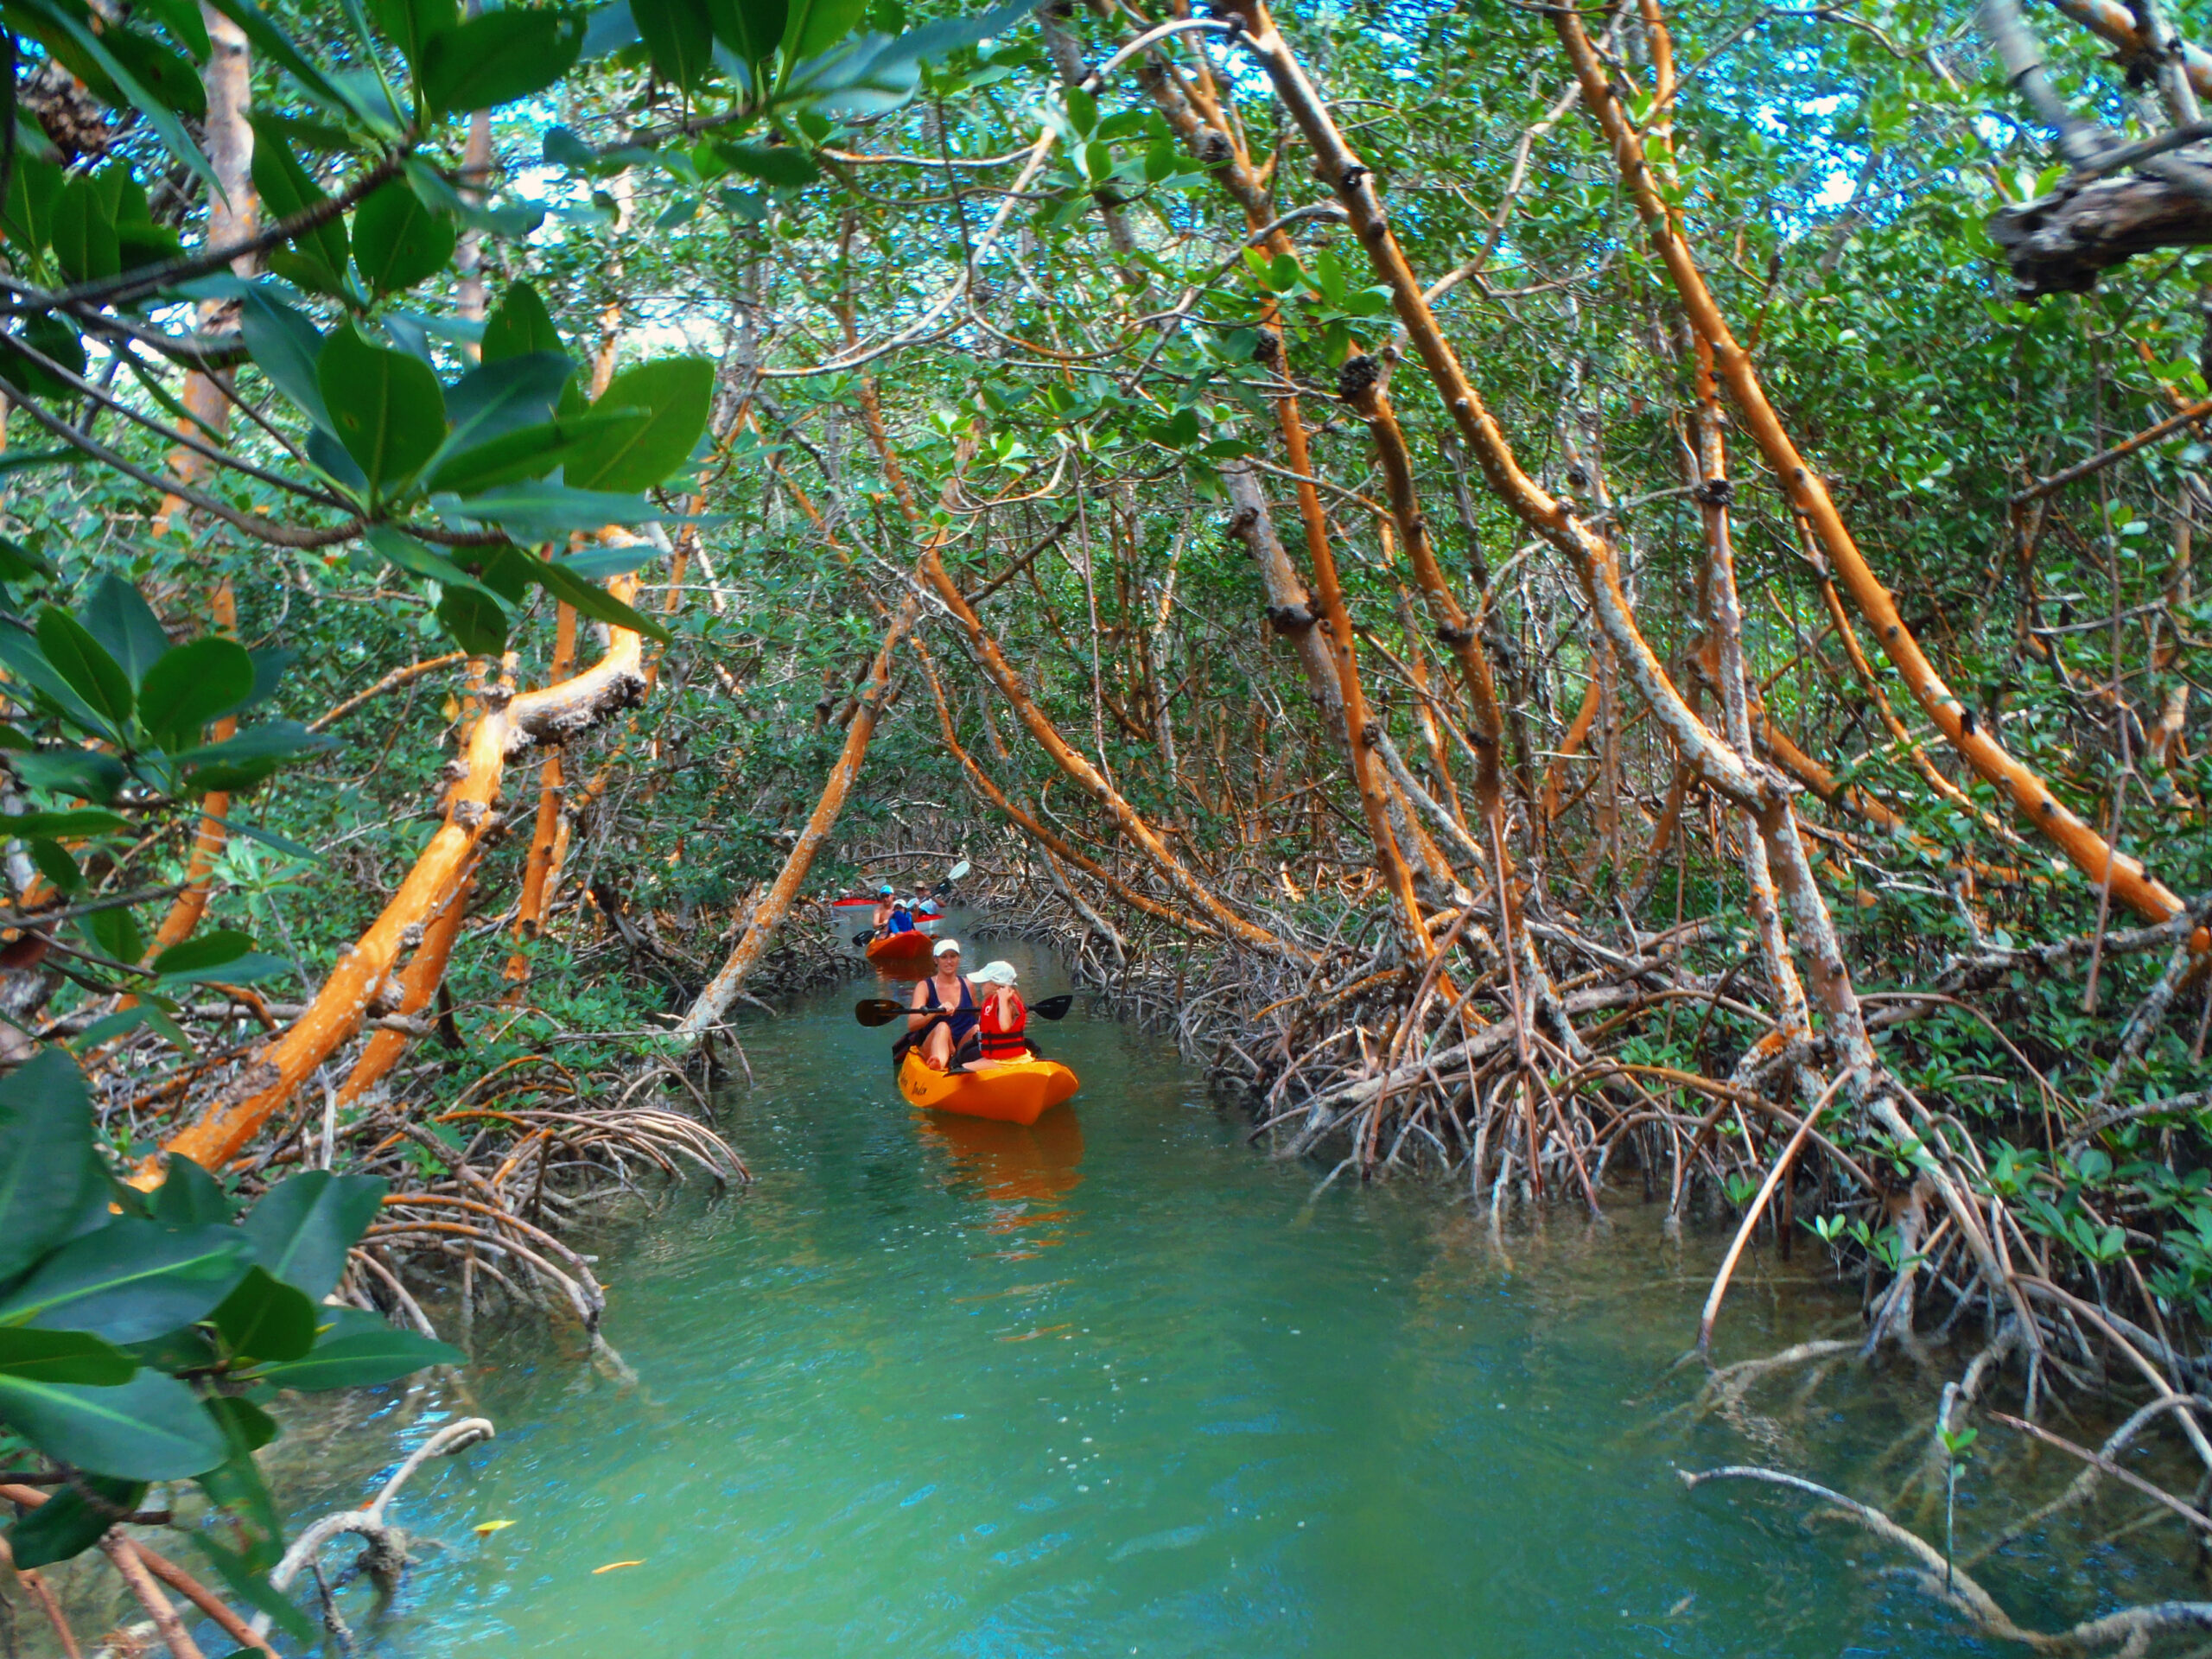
xmin=913 ymin=1105 xmax=1084 ymax=1257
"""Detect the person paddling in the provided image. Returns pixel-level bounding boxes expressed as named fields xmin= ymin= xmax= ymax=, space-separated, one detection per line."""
xmin=909 ymin=938 xmax=981 ymax=1071
xmin=872 ymin=883 xmax=918 ymax=937
xmin=970 ymin=960 xmax=1030 ymax=1069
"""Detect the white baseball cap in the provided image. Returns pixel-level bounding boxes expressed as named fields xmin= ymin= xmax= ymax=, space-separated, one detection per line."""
xmin=932 ymin=938 xmax=962 ymax=956
xmin=971 ymin=960 xmax=1019 ymax=986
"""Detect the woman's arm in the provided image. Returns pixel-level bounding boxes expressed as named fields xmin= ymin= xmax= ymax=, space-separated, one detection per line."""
xmin=906 ymin=978 xmax=930 ymax=1029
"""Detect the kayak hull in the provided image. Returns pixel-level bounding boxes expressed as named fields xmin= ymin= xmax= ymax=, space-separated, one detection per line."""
xmin=898 ymin=1051 xmax=1079 ymax=1126
xmin=866 ymin=931 xmax=937 ymax=974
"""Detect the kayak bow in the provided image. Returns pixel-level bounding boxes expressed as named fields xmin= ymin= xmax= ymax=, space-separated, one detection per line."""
xmin=865 ymin=931 xmax=937 ymax=973
xmin=897 ymin=1050 xmax=1079 ymax=1125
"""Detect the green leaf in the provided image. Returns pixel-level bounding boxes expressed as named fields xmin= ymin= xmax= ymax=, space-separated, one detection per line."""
xmin=442 ymin=480 xmax=670 ymax=534
xmin=779 ymin=0 xmax=862 ymax=65
xmin=568 ymin=357 xmax=713 ymax=491
xmin=366 ymin=0 xmax=458 ymax=67
xmin=149 ymin=930 xmax=253 ymax=982
xmin=0 ymin=1050 xmax=101 ymax=1285
xmin=435 ymin=586 xmax=509 ymax=656
xmin=524 ymin=553 xmax=671 ymax=644
xmin=563 ymin=538 xmax=663 ymax=581
xmin=0 ymin=808 xmax=128 ymax=838
xmin=419 ymin=7 xmax=588 ymax=117
xmin=138 ymin=638 xmax=257 ymax=751
xmin=636 ymin=0 xmax=715 ymax=88
xmin=480 ymin=279 xmax=566 ymax=363
xmin=6 ymin=1478 xmax=143 ymax=1568
xmin=48 ymin=172 xmax=120 ymax=283
xmin=251 ymin=1324 xmax=461 ymax=1391
xmin=0 ymin=1326 xmax=136 ymax=1385
xmin=705 ymin=0 xmax=783 ymax=62
xmin=238 ymin=288 xmax=332 ymax=432
xmin=0 ymin=1221 xmax=251 ymax=1344
xmin=0 ymin=533 xmax=55 ymax=583
xmin=1 ymin=149 xmax=63 ymax=256
xmin=10 ymin=751 xmax=127 ymax=804
xmin=207 ymin=1266 xmax=319 ymax=1363
xmin=85 ymin=903 xmax=144 ymax=971
xmin=0 ymin=1368 xmax=226 ymax=1478
xmin=196 ymin=1399 xmax=283 ymax=1584
xmin=318 ymin=325 xmax=447 ymax=499
xmin=173 ymin=721 xmax=333 ymax=795
xmin=429 ymin=410 xmax=648 ymax=496
xmin=0 ymin=313 xmax=88 ymax=400
xmin=150 ymin=1155 xmax=232 ymax=1226
xmin=246 ymin=117 xmax=349 ymax=294
xmin=352 ymin=179 xmax=457 ymax=296
xmin=239 ymin=1171 xmax=387 ymax=1301
xmin=365 ymin=524 xmax=504 ymax=600
xmin=35 ymin=607 xmax=133 ymax=733
xmin=79 ymin=575 xmax=170 ymax=691
xmin=714 ymin=141 xmax=817 ymax=186
xmin=442 ymin=351 xmax=575 ymax=454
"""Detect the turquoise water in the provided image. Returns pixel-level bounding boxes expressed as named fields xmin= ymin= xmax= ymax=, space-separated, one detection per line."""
xmin=276 ymin=931 xmax=2188 ymax=1657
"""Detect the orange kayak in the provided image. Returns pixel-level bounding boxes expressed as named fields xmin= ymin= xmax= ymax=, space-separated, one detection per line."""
xmin=865 ymin=931 xmax=936 ymax=974
xmin=897 ymin=1051 xmax=1079 ymax=1126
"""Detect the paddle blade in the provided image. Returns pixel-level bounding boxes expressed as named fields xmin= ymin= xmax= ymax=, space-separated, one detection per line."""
xmin=851 ymin=928 xmax=877 ymax=946
xmin=1031 ymin=994 xmax=1074 ymax=1020
xmin=854 ymin=998 xmax=907 ymax=1027
xmin=947 ymin=860 xmax=969 ymax=882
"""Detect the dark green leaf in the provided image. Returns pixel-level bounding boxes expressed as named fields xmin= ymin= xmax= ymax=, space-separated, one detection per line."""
xmin=48 ymin=171 xmax=119 ymax=283
xmin=435 ymin=586 xmax=508 ymax=656
xmin=636 ymin=0 xmax=715 ymax=89
xmin=563 ymin=539 xmax=663 ymax=580
xmin=352 ymin=180 xmax=456 ymax=296
xmin=480 ymin=279 xmax=566 ymax=363
xmin=780 ymin=0 xmax=861 ymax=65
xmin=149 ymin=930 xmax=253 ymax=982
xmin=366 ymin=0 xmax=458 ymax=67
xmin=714 ymin=141 xmax=817 ymax=186
xmin=0 ymin=533 xmax=54 ymax=583
xmin=366 ymin=524 xmax=504 ymax=599
xmin=238 ymin=289 xmax=331 ymax=432
xmin=239 ymin=1171 xmax=386 ymax=1301
xmin=706 ymin=0 xmax=784 ymax=63
xmin=35 ymin=607 xmax=132 ymax=733
xmin=0 ymin=1220 xmax=251 ymax=1343
xmin=524 ymin=552 xmax=671 ymax=643
xmin=428 ymin=409 xmax=648 ymax=496
xmin=0 ymin=1048 xmax=100 ymax=1285
xmin=251 ymin=1324 xmax=461 ymax=1391
xmin=138 ymin=638 xmax=257 ymax=750
xmin=568 ymin=356 xmax=713 ymax=492
xmin=6 ymin=1478 xmax=143 ymax=1568
xmin=79 ymin=575 xmax=171 ymax=691
xmin=208 ymin=1266 xmax=319 ymax=1363
xmin=442 ymin=480 xmax=668 ymax=534
xmin=419 ymin=7 xmax=588 ymax=117
xmin=0 ymin=809 xmax=128 ymax=838
xmin=9 ymin=751 xmax=127 ymax=804
xmin=582 ymin=0 xmax=638 ymax=58
xmin=154 ymin=951 xmax=290 ymax=988
xmin=542 ymin=124 xmax=597 ymax=172
xmin=318 ymin=325 xmax=447 ymax=498
xmin=197 ymin=1398 xmax=282 ymax=1580
xmin=0 ymin=313 xmax=87 ymax=400
xmin=150 ymin=1155 xmax=232 ymax=1227
xmin=1 ymin=149 xmax=62 ymax=255
xmin=0 ymin=1326 xmax=136 ymax=1385
xmin=442 ymin=351 xmax=575 ymax=454
xmin=246 ymin=117 xmax=349 ymax=294
xmin=85 ymin=904 xmax=144 ymax=971
xmin=0 ymin=1368 xmax=226 ymax=1478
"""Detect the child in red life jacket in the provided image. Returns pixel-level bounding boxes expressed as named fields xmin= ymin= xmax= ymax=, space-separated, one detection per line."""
xmin=970 ymin=960 xmax=1030 ymax=1067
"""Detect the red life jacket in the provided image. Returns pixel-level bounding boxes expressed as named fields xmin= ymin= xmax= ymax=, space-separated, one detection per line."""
xmin=977 ymin=989 xmax=1027 ymax=1060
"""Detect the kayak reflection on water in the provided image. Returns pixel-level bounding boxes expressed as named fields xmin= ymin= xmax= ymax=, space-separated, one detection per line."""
xmin=913 ymin=1107 xmax=1084 ymax=1257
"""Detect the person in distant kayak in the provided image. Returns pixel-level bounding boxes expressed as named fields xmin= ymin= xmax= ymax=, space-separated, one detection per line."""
xmin=909 ymin=938 xmax=981 ymax=1070
xmin=873 ymin=884 xmax=918 ymax=937
xmin=970 ymin=960 xmax=1030 ymax=1068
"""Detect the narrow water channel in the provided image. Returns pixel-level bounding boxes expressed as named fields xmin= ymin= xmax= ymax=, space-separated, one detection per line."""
xmin=294 ymin=929 xmax=2171 ymax=1656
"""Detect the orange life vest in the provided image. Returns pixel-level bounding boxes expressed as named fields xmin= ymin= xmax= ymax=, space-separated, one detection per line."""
xmin=977 ymin=989 xmax=1027 ymax=1060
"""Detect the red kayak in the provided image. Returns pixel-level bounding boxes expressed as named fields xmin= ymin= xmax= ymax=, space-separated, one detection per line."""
xmin=866 ymin=931 xmax=937 ymax=974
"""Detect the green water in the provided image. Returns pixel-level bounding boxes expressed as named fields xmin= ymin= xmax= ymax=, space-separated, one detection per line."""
xmin=290 ymin=931 xmax=2187 ymax=1657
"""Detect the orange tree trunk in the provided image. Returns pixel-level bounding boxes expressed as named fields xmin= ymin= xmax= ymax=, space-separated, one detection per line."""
xmin=152 ymin=576 xmax=649 ymax=1177
xmin=1552 ymin=2 xmax=2187 ymax=928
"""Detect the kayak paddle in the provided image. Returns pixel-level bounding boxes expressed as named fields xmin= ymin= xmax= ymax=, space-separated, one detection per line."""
xmin=932 ymin=859 xmax=970 ymax=896
xmin=853 ymin=993 xmax=1072 ymax=1027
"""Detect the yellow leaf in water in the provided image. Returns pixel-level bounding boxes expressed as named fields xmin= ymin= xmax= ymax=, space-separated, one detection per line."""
xmin=593 ymin=1560 xmax=645 ymax=1574
xmin=473 ymin=1520 xmax=517 ymax=1536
